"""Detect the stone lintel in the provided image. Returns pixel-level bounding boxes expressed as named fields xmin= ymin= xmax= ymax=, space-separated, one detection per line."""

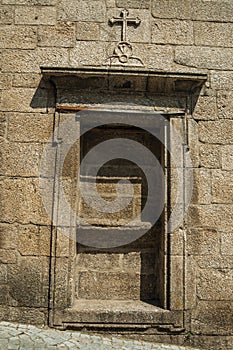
xmin=41 ymin=66 xmax=207 ymax=95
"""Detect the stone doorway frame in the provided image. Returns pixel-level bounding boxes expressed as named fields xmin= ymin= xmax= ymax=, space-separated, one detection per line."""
xmin=40 ymin=67 xmax=207 ymax=333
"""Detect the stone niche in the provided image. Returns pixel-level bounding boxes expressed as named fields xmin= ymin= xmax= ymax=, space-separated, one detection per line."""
xmin=41 ymin=67 xmax=206 ymax=332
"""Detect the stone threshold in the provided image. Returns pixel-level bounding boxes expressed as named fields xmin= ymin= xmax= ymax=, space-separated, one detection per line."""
xmin=53 ymin=299 xmax=184 ymax=331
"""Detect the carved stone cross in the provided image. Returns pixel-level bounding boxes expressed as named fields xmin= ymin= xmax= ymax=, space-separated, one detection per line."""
xmin=109 ymin=9 xmax=141 ymax=42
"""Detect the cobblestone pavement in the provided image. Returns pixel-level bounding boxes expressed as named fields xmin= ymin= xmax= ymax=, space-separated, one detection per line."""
xmin=0 ymin=322 xmax=201 ymax=350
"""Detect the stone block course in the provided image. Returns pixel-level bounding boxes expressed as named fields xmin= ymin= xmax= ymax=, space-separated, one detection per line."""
xmin=38 ymin=22 xmax=76 ymax=47
xmin=221 ymin=232 xmax=233 ymax=256
xmin=1 ymin=88 xmax=46 ymax=113
xmin=221 ymin=145 xmax=233 ymax=171
xmin=193 ymin=96 xmax=217 ymax=121
xmin=192 ymin=169 xmax=211 ymax=204
xmin=0 ymin=113 xmax=7 ymax=138
xmin=17 ymin=224 xmax=50 ymax=256
xmin=199 ymin=144 xmax=221 ymax=169
xmin=0 ymin=250 xmax=17 ymax=264
xmin=58 ymin=0 xmax=106 ymax=22
xmin=12 ymin=73 xmax=42 ymax=88
xmin=15 ymin=6 xmax=56 ymax=25
xmin=187 ymin=228 xmax=219 ymax=256
xmin=212 ymin=170 xmax=233 ymax=204
xmin=197 ymin=269 xmax=233 ymax=300
xmin=152 ymin=19 xmax=193 ymax=45
xmin=186 ymin=204 xmax=233 ymax=231
xmin=7 ymin=113 xmax=54 ymax=142
xmin=192 ymin=301 xmax=233 ymax=335
xmin=175 ymin=46 xmax=233 ymax=70
xmin=1 ymin=48 xmax=69 ymax=73
xmin=199 ymin=120 xmax=233 ymax=144
xmin=2 ymin=0 xmax=56 ymax=4
xmin=191 ymin=0 xmax=233 ymax=22
xmin=0 ymin=26 xmax=37 ymax=49
xmin=0 ymin=178 xmax=51 ymax=225
xmin=194 ymin=22 xmax=233 ymax=48
xmin=152 ymin=0 xmax=191 ymax=20
xmin=0 ymin=141 xmax=42 ymax=177
xmin=116 ymin=0 xmax=150 ymax=9
xmin=0 ymin=6 xmax=14 ymax=24
xmin=217 ymin=91 xmax=233 ymax=119
xmin=77 ymin=271 xmax=140 ymax=299
xmin=7 ymin=256 xmax=49 ymax=307
xmin=76 ymin=22 xmax=100 ymax=41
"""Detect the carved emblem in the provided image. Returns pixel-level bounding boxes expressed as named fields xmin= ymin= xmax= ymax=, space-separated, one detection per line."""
xmin=107 ymin=9 xmax=143 ymax=66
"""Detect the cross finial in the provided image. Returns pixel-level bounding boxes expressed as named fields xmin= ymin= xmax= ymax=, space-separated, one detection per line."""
xmin=109 ymin=9 xmax=141 ymax=42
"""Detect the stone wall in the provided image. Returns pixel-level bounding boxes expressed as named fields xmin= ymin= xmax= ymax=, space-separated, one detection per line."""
xmin=0 ymin=1 xmax=233 ymax=349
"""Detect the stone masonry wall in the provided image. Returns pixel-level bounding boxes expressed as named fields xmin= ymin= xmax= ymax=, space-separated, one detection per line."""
xmin=0 ymin=1 xmax=233 ymax=349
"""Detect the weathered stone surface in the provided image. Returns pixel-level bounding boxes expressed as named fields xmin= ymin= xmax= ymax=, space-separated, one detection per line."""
xmin=186 ymin=256 xmax=196 ymax=310
xmin=191 ymin=0 xmax=233 ymax=22
xmin=76 ymin=22 xmax=100 ymax=41
xmin=38 ymin=22 xmax=76 ymax=48
xmin=193 ymin=95 xmax=217 ymax=120
xmin=0 ymin=178 xmax=51 ymax=225
xmin=13 ymin=73 xmax=41 ymax=88
xmin=170 ymin=256 xmax=183 ymax=310
xmin=192 ymin=169 xmax=211 ymax=204
xmin=8 ymin=113 xmax=54 ymax=142
xmin=0 ymin=5 xmax=14 ymax=24
xmin=192 ymin=301 xmax=233 ymax=335
xmin=194 ymin=22 xmax=233 ymax=48
xmin=186 ymin=204 xmax=233 ymax=231
xmin=58 ymin=0 xmax=106 ymax=22
xmin=0 ymin=265 xmax=7 ymax=284
xmin=137 ymin=44 xmax=174 ymax=70
xmin=195 ymin=255 xmax=233 ymax=269
xmin=212 ymin=170 xmax=233 ymax=204
xmin=152 ymin=0 xmax=191 ymax=19
xmin=77 ymin=271 xmax=140 ymax=299
xmin=0 ymin=114 xmax=7 ymax=138
xmin=199 ymin=121 xmax=233 ymax=144
xmin=0 ymin=26 xmax=37 ymax=49
xmin=197 ymin=269 xmax=233 ymax=301
xmin=7 ymin=256 xmax=49 ymax=307
xmin=18 ymin=225 xmax=50 ymax=256
xmin=0 ymin=141 xmax=42 ymax=177
xmin=175 ymin=46 xmax=233 ymax=70
xmin=0 ymin=307 xmax=46 ymax=325
xmin=0 ymin=224 xmax=18 ymax=250
xmin=70 ymin=41 xmax=107 ymax=66
xmin=0 ymin=250 xmax=17 ymax=264
xmin=222 ymin=145 xmax=233 ymax=171
xmin=187 ymin=119 xmax=199 ymax=168
xmin=0 ymin=74 xmax=12 ymax=90
xmin=188 ymin=335 xmax=233 ymax=350
xmin=116 ymin=0 xmax=150 ymax=8
xmin=187 ymin=228 xmax=219 ymax=256
xmin=199 ymin=144 xmax=221 ymax=169
xmin=76 ymin=253 xmax=120 ymax=271
xmin=1 ymin=88 xmax=46 ymax=113
xmin=221 ymin=232 xmax=233 ymax=256
xmin=15 ymin=6 xmax=56 ymax=25
xmin=3 ymin=0 xmax=55 ymax=3
xmin=152 ymin=19 xmax=193 ymax=45
xmin=211 ymin=71 xmax=233 ymax=91
xmin=1 ymin=48 xmax=69 ymax=73
xmin=217 ymin=91 xmax=233 ymax=119
xmin=170 ymin=229 xmax=183 ymax=256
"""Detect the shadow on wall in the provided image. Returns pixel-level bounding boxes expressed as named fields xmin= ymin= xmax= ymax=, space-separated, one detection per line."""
xmin=30 ymin=78 xmax=56 ymax=110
